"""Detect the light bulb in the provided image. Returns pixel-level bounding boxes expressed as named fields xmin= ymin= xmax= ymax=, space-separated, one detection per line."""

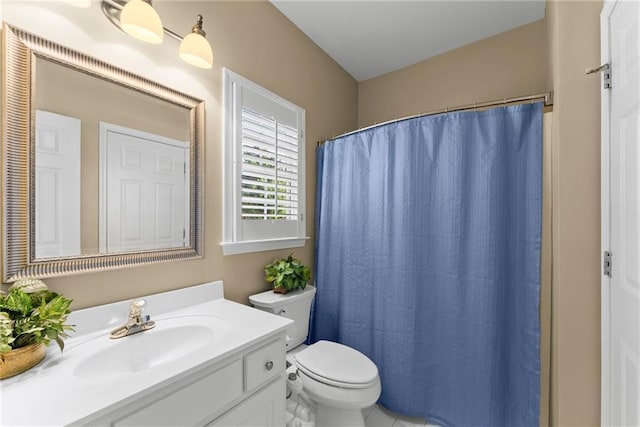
xmin=120 ymin=0 xmax=164 ymax=44
xmin=179 ymin=15 xmax=213 ymax=69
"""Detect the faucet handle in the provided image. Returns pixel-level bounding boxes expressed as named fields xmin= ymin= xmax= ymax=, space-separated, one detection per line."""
xmin=129 ymin=299 xmax=146 ymax=318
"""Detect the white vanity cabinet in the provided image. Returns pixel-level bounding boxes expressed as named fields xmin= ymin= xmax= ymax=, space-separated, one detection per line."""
xmin=0 ymin=282 xmax=293 ymax=427
xmin=91 ymin=336 xmax=287 ymax=427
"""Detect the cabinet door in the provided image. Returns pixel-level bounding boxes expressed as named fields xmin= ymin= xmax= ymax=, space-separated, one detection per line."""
xmin=209 ymin=376 xmax=285 ymax=427
xmin=113 ymin=359 xmax=242 ymax=426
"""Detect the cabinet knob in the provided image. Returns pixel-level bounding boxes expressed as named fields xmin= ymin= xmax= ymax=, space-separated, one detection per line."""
xmin=265 ymin=361 xmax=274 ymax=371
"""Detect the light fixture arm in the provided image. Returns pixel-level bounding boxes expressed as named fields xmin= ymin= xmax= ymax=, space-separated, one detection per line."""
xmin=101 ymin=0 xmax=183 ymax=42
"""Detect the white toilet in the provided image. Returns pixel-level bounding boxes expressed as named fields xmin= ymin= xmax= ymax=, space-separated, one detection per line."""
xmin=249 ymin=285 xmax=381 ymax=427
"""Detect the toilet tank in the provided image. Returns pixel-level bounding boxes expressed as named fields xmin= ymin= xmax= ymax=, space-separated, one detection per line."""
xmin=249 ymin=285 xmax=316 ymax=350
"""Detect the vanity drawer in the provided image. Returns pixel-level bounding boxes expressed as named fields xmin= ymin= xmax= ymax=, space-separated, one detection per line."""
xmin=113 ymin=359 xmax=243 ymax=426
xmin=244 ymin=339 xmax=285 ymax=392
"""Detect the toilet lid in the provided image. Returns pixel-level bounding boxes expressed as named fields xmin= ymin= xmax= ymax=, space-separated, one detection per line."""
xmin=293 ymin=340 xmax=378 ymax=388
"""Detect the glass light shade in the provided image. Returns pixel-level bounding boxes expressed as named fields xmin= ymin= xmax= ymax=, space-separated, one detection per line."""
xmin=179 ymin=33 xmax=213 ymax=69
xmin=120 ymin=0 xmax=164 ymax=44
xmin=64 ymin=0 xmax=92 ymax=7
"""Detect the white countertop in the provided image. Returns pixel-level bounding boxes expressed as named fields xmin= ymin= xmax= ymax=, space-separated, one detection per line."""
xmin=0 ymin=281 xmax=291 ymax=426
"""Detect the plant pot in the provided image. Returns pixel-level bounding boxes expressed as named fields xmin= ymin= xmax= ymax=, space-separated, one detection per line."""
xmin=273 ymin=287 xmax=288 ymax=294
xmin=0 ymin=343 xmax=46 ymax=380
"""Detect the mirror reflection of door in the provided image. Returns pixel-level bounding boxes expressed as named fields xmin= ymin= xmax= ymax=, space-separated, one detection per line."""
xmin=35 ymin=110 xmax=81 ymax=258
xmin=99 ymin=123 xmax=189 ymax=253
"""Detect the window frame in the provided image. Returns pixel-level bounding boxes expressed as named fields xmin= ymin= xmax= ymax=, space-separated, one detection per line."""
xmin=221 ymin=68 xmax=307 ymax=255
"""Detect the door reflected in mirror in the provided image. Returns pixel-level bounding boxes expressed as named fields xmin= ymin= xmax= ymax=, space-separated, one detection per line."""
xmin=33 ymin=56 xmax=191 ymax=259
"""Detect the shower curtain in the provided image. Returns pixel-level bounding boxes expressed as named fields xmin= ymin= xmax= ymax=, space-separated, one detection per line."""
xmin=310 ymin=103 xmax=542 ymax=427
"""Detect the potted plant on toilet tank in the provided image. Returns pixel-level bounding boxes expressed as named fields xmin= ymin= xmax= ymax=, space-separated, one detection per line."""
xmin=264 ymin=254 xmax=311 ymax=294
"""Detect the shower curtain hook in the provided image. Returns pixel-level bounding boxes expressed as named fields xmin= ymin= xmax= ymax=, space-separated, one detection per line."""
xmin=503 ymin=98 xmax=507 ymax=109
xmin=474 ymin=102 xmax=477 ymax=112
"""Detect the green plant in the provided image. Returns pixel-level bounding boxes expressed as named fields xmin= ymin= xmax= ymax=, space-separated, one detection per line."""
xmin=0 ymin=279 xmax=73 ymax=354
xmin=264 ymin=254 xmax=311 ymax=293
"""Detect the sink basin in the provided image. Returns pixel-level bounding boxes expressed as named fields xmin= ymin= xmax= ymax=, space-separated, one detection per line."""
xmin=72 ymin=315 xmax=230 ymax=378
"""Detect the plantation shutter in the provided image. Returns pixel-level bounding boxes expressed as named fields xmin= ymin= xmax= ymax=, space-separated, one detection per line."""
xmin=240 ymin=108 xmax=299 ymax=220
xmin=236 ymin=85 xmax=303 ymax=242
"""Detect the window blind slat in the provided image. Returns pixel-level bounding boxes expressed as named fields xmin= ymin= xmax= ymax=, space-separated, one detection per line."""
xmin=276 ymin=139 xmax=298 ymax=153
xmin=241 ymin=178 xmax=276 ymax=188
xmin=275 ymin=183 xmax=298 ymax=191
xmin=243 ymin=162 xmax=276 ymax=175
xmin=242 ymin=133 xmax=276 ymax=149
xmin=275 ymin=170 xmax=298 ymax=181
xmin=241 ymin=187 xmax=276 ymax=197
xmin=276 ymin=149 xmax=298 ymax=162
xmin=242 ymin=197 xmax=277 ymax=206
xmin=243 ymin=153 xmax=276 ymax=169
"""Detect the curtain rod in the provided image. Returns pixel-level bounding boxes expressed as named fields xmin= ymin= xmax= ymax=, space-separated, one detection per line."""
xmin=317 ymin=91 xmax=553 ymax=146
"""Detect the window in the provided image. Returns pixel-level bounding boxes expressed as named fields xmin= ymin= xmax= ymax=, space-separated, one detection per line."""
xmin=221 ymin=69 xmax=307 ymax=255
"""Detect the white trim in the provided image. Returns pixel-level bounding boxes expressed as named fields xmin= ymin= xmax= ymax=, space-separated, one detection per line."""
xmin=222 ymin=68 xmax=234 ymax=246
xmin=600 ymin=1 xmax=616 ymax=425
xmin=222 ymin=67 xmax=307 ymax=255
xmin=220 ymin=237 xmax=309 ymax=256
xmin=223 ymin=69 xmax=305 ymax=114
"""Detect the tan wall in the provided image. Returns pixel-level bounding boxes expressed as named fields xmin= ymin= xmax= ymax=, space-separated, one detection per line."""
xmin=358 ymin=19 xmax=548 ymax=127
xmin=547 ymin=1 xmax=602 ymax=425
xmin=35 ymin=58 xmax=190 ymax=253
xmin=2 ymin=1 xmax=358 ymax=309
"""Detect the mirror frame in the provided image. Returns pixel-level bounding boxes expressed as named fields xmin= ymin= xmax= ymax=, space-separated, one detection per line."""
xmin=1 ymin=24 xmax=205 ymax=282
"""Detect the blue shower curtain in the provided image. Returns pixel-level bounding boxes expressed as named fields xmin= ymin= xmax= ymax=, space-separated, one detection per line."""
xmin=310 ymin=103 xmax=542 ymax=427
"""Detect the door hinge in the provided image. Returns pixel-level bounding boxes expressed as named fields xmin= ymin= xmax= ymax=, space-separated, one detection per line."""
xmin=586 ymin=63 xmax=611 ymax=89
xmin=603 ymin=63 xmax=611 ymax=89
xmin=603 ymin=251 xmax=612 ymax=277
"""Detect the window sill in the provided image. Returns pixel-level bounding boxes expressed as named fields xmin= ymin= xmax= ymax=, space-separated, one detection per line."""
xmin=220 ymin=237 xmax=309 ymax=256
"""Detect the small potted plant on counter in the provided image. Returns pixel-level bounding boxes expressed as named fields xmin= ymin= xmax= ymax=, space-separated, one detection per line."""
xmin=264 ymin=254 xmax=311 ymax=294
xmin=0 ymin=279 xmax=73 ymax=379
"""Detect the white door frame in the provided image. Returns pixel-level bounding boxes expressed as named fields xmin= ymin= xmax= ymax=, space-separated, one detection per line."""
xmin=601 ymin=0 xmax=617 ymax=424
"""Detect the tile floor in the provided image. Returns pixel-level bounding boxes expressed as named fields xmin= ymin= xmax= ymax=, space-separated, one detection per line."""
xmin=363 ymin=404 xmax=440 ymax=427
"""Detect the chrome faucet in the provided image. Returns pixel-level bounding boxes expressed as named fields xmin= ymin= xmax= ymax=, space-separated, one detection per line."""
xmin=109 ymin=299 xmax=156 ymax=339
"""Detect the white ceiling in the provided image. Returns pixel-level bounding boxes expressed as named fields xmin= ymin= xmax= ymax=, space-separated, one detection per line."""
xmin=271 ymin=1 xmax=546 ymax=81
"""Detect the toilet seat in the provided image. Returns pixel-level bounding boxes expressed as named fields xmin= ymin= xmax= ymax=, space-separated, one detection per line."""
xmin=293 ymin=340 xmax=379 ymax=389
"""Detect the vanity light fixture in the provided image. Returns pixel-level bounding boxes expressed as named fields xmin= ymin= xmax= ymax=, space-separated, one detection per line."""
xmin=179 ymin=15 xmax=213 ymax=69
xmin=119 ymin=0 xmax=164 ymax=44
xmin=101 ymin=0 xmax=213 ymax=68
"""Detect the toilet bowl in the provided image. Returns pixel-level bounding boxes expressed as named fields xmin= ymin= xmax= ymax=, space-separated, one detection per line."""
xmin=294 ymin=340 xmax=381 ymax=426
xmin=249 ymin=286 xmax=381 ymax=427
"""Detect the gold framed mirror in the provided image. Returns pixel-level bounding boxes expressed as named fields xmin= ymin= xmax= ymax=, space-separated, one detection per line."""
xmin=1 ymin=24 xmax=205 ymax=282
